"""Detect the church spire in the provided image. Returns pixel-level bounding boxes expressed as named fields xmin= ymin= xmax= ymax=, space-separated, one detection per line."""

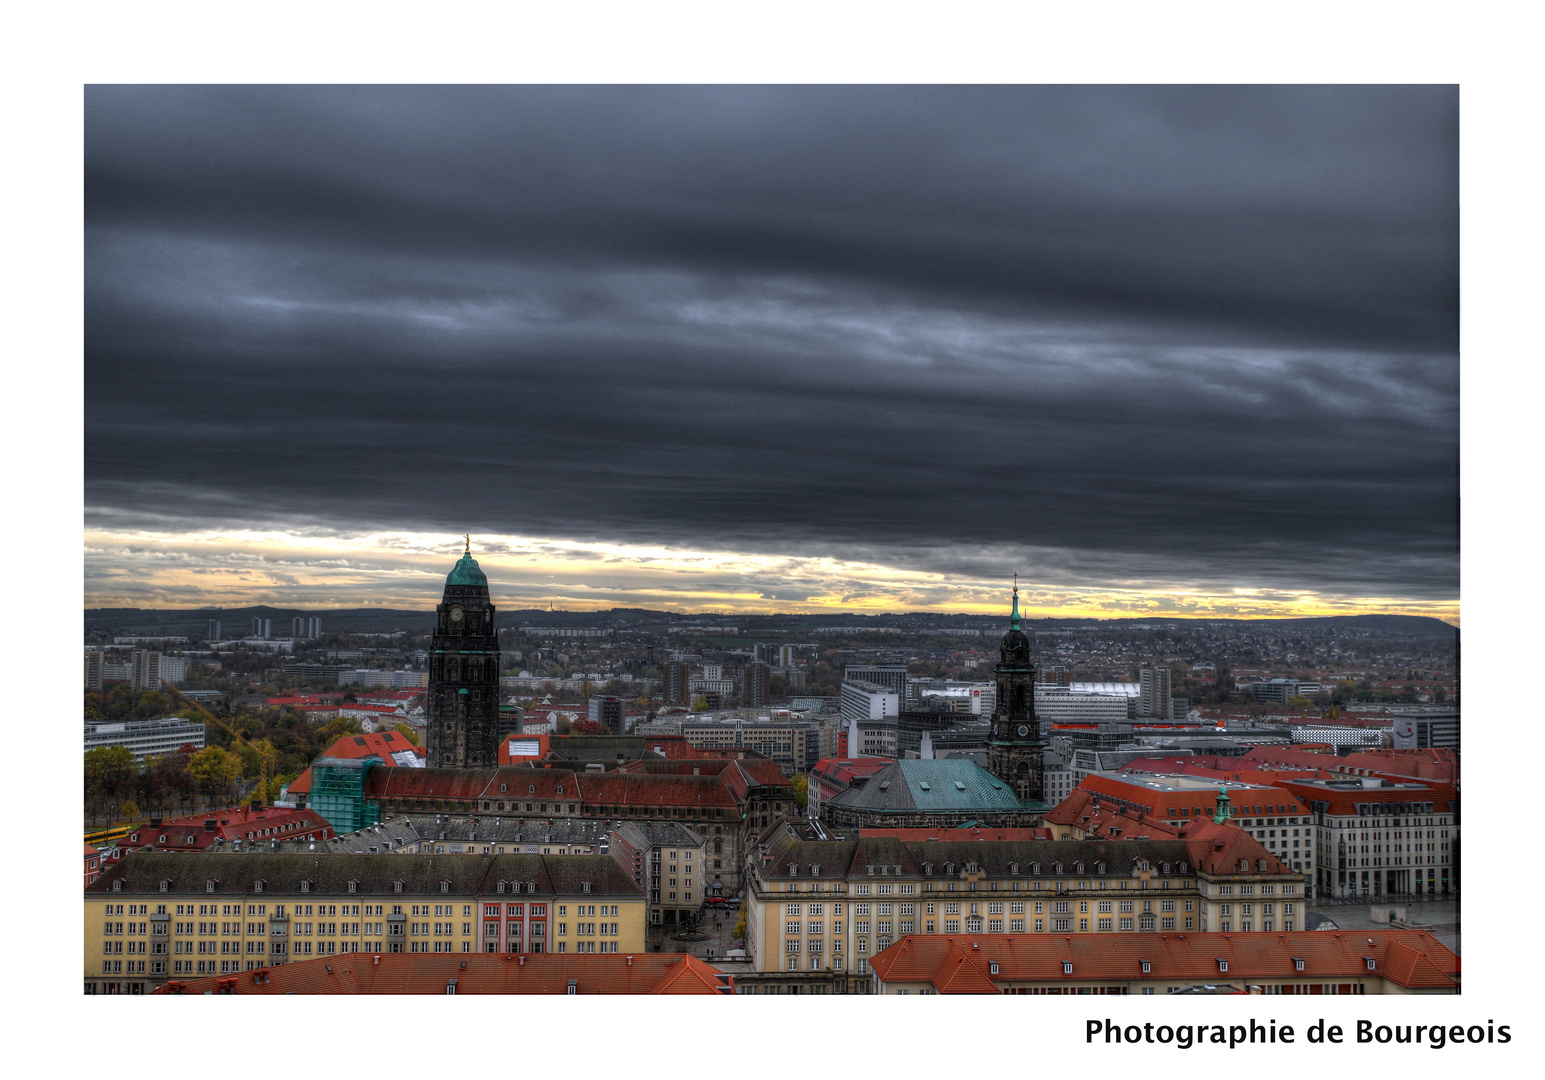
xmin=1010 ymin=574 xmax=1021 ymax=630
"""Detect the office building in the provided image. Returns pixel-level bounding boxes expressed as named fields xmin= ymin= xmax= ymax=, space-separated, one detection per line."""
xmin=1034 ymin=687 xmax=1129 ymax=725
xmin=778 ymin=645 xmax=797 ymax=668
xmin=741 ymin=827 xmax=1304 ymax=990
xmin=85 ymin=649 xmax=104 ymax=690
xmin=158 ymin=656 xmax=188 ymax=684
xmin=84 ymin=717 xmax=207 ymax=763
xmin=206 ymin=618 xmax=221 ymax=643
xmin=588 ymin=695 xmax=624 ymax=734
xmin=843 ymin=664 xmax=907 ymax=700
xmin=841 ymin=679 xmax=899 ymax=724
xmin=251 ymin=618 xmax=272 ymax=640
xmin=1391 ymin=709 xmax=1459 ymax=751
xmin=85 ymin=850 xmax=648 ymax=994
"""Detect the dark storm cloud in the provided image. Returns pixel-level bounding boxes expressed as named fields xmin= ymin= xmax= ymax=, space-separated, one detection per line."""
xmin=84 ymin=85 xmax=1458 ymax=601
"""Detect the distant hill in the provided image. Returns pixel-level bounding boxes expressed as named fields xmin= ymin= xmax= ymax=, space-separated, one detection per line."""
xmin=84 ymin=606 xmax=1458 ymax=638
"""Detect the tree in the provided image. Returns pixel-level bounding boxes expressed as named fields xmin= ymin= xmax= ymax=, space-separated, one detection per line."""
xmin=188 ymin=746 xmax=243 ymax=801
xmin=85 ymin=745 xmax=139 ymax=823
xmin=690 ymin=695 xmax=709 ymax=713
xmin=790 ymin=773 xmax=809 ymax=810
xmin=121 ymin=799 xmax=141 ymax=823
xmin=731 ymin=909 xmax=747 ymax=942
xmin=570 ymin=719 xmax=605 ymax=735
xmin=393 ymin=722 xmax=420 ymax=746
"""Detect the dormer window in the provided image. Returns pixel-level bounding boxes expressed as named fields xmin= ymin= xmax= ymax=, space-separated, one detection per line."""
xmin=348 ymin=881 xmax=358 ymax=893
xmin=394 ymin=881 xmax=404 ymax=893
xmin=1364 ymin=957 xmax=1376 ymax=971
xmin=500 ymin=784 xmax=507 ymax=793
xmin=989 ymin=961 xmax=1000 ymax=975
xmin=254 ymin=880 xmax=264 ymax=893
xmin=301 ymin=881 xmax=311 ymax=893
xmin=113 ymin=880 xmax=123 ymax=892
xmin=1061 ymin=961 xmax=1072 ymax=975
xmin=158 ymin=880 xmax=169 ymax=893
xmin=205 ymin=880 xmax=216 ymax=893
xmin=159 ymin=835 xmax=167 ymax=844
xmin=557 ymin=785 xmax=564 ymax=795
xmin=1140 ymin=960 xmax=1151 ymax=974
xmin=528 ymin=785 xmax=536 ymax=794
xmin=1217 ymin=959 xmax=1228 ymax=972
xmin=497 ymin=881 xmax=507 ymax=894
xmin=1293 ymin=958 xmax=1305 ymax=972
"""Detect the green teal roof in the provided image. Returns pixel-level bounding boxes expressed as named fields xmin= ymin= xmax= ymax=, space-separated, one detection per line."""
xmin=446 ymin=552 xmax=487 ymax=587
xmin=828 ymin=759 xmax=1028 ymax=814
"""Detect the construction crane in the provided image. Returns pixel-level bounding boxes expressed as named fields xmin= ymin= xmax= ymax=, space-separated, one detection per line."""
xmin=162 ymin=680 xmax=277 ymax=807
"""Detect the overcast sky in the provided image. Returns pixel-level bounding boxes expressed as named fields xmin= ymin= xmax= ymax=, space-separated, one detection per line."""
xmin=83 ymin=86 xmax=1458 ymax=618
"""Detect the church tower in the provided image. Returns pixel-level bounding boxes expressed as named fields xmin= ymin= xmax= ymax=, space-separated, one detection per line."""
xmin=987 ymin=581 xmax=1045 ymax=803
xmin=427 ymin=539 xmax=502 ymax=768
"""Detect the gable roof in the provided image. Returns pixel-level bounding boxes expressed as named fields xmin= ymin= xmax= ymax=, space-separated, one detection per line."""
xmin=870 ymin=930 xmax=1457 ymax=991
xmin=154 ymin=951 xmax=729 ymax=994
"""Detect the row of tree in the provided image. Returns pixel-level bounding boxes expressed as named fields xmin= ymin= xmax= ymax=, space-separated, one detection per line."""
xmin=83 ymin=686 xmax=423 ymax=825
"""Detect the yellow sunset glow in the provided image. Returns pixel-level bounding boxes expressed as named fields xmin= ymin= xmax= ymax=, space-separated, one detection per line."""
xmin=82 ymin=527 xmax=1459 ymax=625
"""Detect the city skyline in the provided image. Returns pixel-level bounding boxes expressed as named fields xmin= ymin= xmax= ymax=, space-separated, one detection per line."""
xmin=85 ymin=87 xmax=1458 ymax=623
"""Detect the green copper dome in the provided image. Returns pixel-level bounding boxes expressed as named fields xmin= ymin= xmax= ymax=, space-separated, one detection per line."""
xmin=446 ymin=551 xmax=487 ymax=587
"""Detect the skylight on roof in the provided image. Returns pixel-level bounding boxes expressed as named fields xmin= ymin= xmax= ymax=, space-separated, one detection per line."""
xmin=919 ymin=782 xmax=930 ymax=790
xmin=955 ymin=781 xmax=966 ymax=790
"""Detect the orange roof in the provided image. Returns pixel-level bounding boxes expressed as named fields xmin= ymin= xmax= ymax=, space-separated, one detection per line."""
xmin=153 ymin=951 xmax=731 ymax=995
xmin=870 ymin=930 xmax=1457 ymax=992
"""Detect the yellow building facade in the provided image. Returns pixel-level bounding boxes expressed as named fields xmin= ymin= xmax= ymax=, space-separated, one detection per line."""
xmin=741 ymin=832 xmax=1304 ymax=993
xmin=85 ymin=851 xmax=646 ymax=994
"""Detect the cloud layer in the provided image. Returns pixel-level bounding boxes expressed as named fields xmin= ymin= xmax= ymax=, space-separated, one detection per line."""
xmin=84 ymin=86 xmax=1458 ymax=612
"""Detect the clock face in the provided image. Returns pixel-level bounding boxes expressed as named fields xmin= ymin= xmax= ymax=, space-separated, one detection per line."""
xmin=991 ymin=723 xmax=998 ymax=735
xmin=449 ymin=606 xmax=464 ymax=622
xmin=1017 ymin=724 xmax=1030 ymax=737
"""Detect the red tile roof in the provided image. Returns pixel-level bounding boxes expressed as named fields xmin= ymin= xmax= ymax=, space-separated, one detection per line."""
xmin=870 ymin=930 xmax=1457 ymax=992
xmin=153 ymin=951 xmax=731 ymax=995
xmin=578 ymin=773 xmax=740 ymax=809
xmin=120 ymin=807 xmax=334 ymax=850
xmin=287 ymin=732 xmax=426 ymax=795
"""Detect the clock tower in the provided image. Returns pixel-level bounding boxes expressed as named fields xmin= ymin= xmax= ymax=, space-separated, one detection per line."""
xmin=427 ymin=538 xmax=502 ymax=768
xmin=987 ymin=581 xmax=1045 ymax=803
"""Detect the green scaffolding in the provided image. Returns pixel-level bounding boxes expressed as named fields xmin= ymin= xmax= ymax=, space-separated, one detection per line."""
xmin=309 ymin=756 xmax=382 ymax=834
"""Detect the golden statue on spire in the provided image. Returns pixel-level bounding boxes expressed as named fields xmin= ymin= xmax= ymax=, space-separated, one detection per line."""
xmin=464 ymin=534 xmax=471 ymax=554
